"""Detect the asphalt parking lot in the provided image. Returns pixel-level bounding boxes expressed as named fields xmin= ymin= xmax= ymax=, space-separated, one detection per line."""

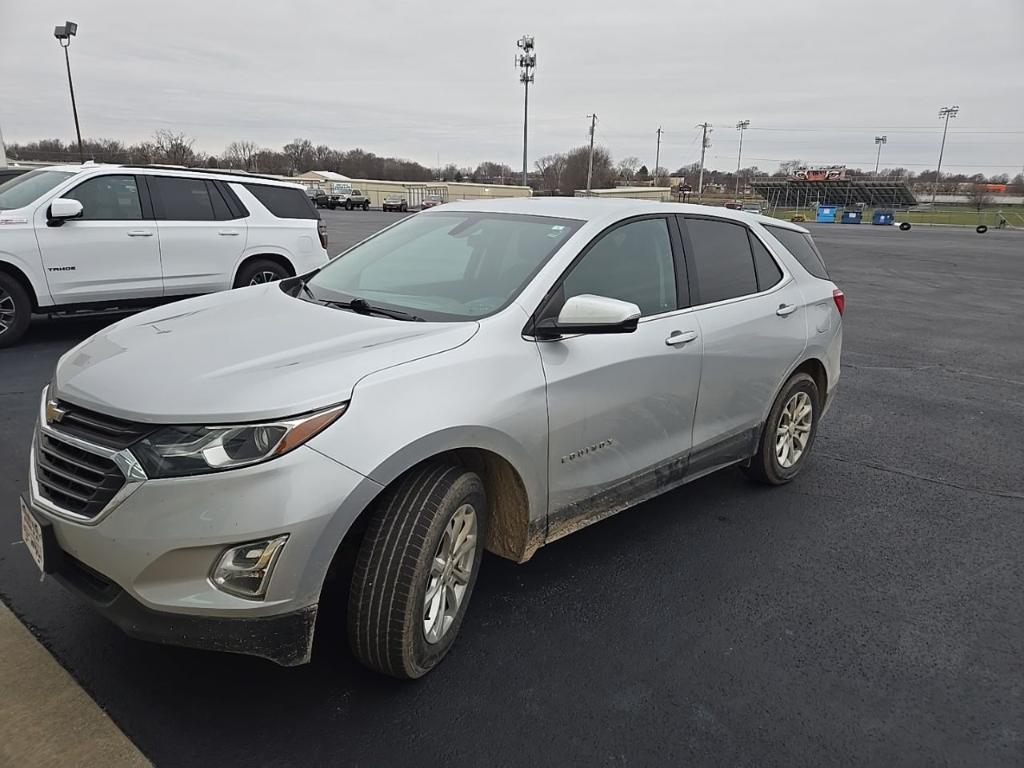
xmin=1 ymin=215 xmax=1022 ymax=766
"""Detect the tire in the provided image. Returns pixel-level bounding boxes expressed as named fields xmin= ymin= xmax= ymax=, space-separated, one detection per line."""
xmin=362 ymin=201 xmax=369 ymax=211
xmin=234 ymin=258 xmax=290 ymax=288
xmin=348 ymin=462 xmax=487 ymax=679
xmin=345 ymin=201 xmax=353 ymax=211
xmin=899 ymin=222 xmax=911 ymax=231
xmin=976 ymin=225 xmax=988 ymax=234
xmin=0 ymin=272 xmax=32 ymax=348
xmin=742 ymin=372 xmax=820 ymax=485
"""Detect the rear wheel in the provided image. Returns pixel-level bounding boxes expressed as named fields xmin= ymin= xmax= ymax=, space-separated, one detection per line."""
xmin=0 ymin=273 xmax=31 ymax=348
xmin=234 ymin=258 xmax=290 ymax=288
xmin=743 ymin=372 xmax=820 ymax=485
xmin=362 ymin=201 xmax=369 ymax=211
xmin=348 ymin=462 xmax=486 ymax=679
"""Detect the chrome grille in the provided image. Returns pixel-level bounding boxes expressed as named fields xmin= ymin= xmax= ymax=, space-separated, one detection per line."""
xmin=52 ymin=400 xmax=153 ymax=450
xmin=34 ymin=432 xmax=126 ymax=519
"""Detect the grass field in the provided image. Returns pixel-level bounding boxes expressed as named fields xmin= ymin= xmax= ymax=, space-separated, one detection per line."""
xmin=764 ymin=207 xmax=1023 ymax=227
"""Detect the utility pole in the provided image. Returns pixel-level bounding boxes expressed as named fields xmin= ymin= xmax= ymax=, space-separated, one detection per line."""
xmin=654 ymin=127 xmax=662 ymax=186
xmin=696 ymin=122 xmax=711 ymax=202
xmin=516 ymin=36 xmax=536 ymax=188
xmin=0 ymin=120 xmax=8 ymax=168
xmin=874 ymin=135 xmax=887 ymax=176
xmin=586 ymin=114 xmax=598 ymax=192
xmin=54 ymin=22 xmax=83 ymax=162
xmin=932 ymin=105 xmax=959 ymax=205
xmin=734 ymin=119 xmax=750 ymax=199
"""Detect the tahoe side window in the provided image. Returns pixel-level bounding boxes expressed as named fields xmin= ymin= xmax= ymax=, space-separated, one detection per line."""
xmin=64 ymin=175 xmax=143 ymax=220
xmin=683 ymin=218 xmax=758 ymax=304
xmin=152 ymin=177 xmax=230 ymax=221
xmin=560 ymin=218 xmax=677 ymax=317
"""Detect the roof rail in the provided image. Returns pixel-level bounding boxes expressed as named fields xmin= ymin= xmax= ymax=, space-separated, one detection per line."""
xmin=118 ymin=165 xmax=293 ymax=184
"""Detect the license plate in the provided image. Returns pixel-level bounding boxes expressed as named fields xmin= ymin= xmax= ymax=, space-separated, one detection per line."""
xmin=20 ymin=498 xmax=45 ymax=574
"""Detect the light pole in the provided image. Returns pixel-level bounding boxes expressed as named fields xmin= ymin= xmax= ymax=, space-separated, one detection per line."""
xmin=654 ymin=127 xmax=662 ymax=186
xmin=734 ymin=119 xmax=750 ymax=199
xmin=516 ymin=36 xmax=536 ymax=188
xmin=932 ymin=105 xmax=959 ymax=205
xmin=874 ymin=135 xmax=887 ymax=176
xmin=54 ymin=21 xmax=84 ymax=163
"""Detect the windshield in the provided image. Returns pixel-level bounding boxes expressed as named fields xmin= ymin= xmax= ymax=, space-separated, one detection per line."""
xmin=306 ymin=211 xmax=581 ymax=321
xmin=0 ymin=169 xmax=75 ymax=210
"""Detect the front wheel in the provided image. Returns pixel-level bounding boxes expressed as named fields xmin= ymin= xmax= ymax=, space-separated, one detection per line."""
xmin=743 ymin=372 xmax=820 ymax=485
xmin=362 ymin=201 xmax=369 ymax=211
xmin=348 ymin=463 xmax=486 ymax=679
xmin=0 ymin=273 xmax=32 ymax=348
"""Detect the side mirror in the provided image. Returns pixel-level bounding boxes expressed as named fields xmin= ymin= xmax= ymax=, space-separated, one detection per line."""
xmin=47 ymin=198 xmax=84 ymax=226
xmin=535 ymin=294 xmax=641 ymax=339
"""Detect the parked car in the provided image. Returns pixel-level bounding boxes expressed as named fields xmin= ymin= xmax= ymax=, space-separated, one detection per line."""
xmin=0 ymin=163 xmax=329 ymax=347
xmin=420 ymin=195 xmax=444 ymax=209
xmin=20 ymin=198 xmax=842 ymax=679
xmin=316 ymin=188 xmax=370 ymax=211
xmin=382 ymin=195 xmax=409 ymax=212
xmin=742 ymin=202 xmax=764 ymax=215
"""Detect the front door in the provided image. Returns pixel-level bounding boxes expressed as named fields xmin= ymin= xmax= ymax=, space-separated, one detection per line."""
xmin=536 ymin=216 xmax=702 ymax=538
xmin=34 ymin=173 xmax=163 ymax=304
xmin=148 ymin=176 xmax=247 ymax=295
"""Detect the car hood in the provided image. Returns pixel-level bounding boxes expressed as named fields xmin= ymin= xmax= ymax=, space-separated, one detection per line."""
xmin=53 ymin=285 xmax=479 ymax=423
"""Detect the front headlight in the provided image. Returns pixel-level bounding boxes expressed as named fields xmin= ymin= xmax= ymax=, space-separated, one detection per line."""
xmin=133 ymin=403 xmax=347 ymax=478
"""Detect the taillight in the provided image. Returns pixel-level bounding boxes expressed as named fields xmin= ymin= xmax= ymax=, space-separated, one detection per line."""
xmin=832 ymin=288 xmax=845 ymax=316
xmin=318 ymin=219 xmax=328 ymax=250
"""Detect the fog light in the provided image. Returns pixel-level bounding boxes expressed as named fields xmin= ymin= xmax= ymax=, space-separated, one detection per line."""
xmin=211 ymin=535 xmax=288 ymax=599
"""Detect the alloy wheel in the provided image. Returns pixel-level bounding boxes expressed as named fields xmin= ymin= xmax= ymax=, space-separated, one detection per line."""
xmin=775 ymin=391 xmax=813 ymax=468
xmin=423 ymin=503 xmax=478 ymax=644
xmin=0 ymin=288 xmax=16 ymax=335
xmin=249 ymin=271 xmax=279 ymax=285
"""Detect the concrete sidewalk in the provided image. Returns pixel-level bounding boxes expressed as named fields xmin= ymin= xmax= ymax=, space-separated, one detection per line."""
xmin=0 ymin=600 xmax=149 ymax=767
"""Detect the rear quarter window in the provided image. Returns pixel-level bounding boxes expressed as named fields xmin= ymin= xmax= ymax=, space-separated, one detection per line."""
xmin=241 ymin=184 xmax=318 ymax=220
xmin=765 ymin=225 xmax=828 ymax=279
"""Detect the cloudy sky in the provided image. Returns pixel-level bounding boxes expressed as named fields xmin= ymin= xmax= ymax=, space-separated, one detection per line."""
xmin=2 ymin=0 xmax=1022 ymax=176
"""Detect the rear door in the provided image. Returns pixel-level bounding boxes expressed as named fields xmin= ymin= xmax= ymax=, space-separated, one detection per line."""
xmin=148 ymin=175 xmax=247 ymax=295
xmin=678 ymin=215 xmax=807 ymax=472
xmin=33 ymin=173 xmax=163 ymax=303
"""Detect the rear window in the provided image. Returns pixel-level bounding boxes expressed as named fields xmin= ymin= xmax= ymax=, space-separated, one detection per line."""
xmin=241 ymin=184 xmax=318 ymax=220
xmin=765 ymin=225 xmax=828 ymax=279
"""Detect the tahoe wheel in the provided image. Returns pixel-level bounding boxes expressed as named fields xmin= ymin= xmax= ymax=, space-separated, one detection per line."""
xmin=743 ymin=372 xmax=820 ymax=485
xmin=0 ymin=273 xmax=31 ymax=348
xmin=234 ymin=259 xmax=290 ymax=288
xmin=348 ymin=462 xmax=486 ymax=679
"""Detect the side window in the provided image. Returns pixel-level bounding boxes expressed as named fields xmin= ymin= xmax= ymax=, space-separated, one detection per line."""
xmin=64 ymin=175 xmax=142 ymax=220
xmin=240 ymin=184 xmax=317 ymax=219
xmin=749 ymin=233 xmax=783 ymax=290
xmin=764 ymin=225 xmax=829 ymax=279
xmin=152 ymin=176 xmax=218 ymax=221
xmin=207 ymin=182 xmax=233 ymax=219
xmin=684 ymin=218 xmax=758 ymax=304
xmin=561 ymin=218 xmax=676 ymax=316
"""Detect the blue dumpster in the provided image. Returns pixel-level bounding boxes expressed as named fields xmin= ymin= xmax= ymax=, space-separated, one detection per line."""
xmin=872 ymin=210 xmax=895 ymax=225
xmin=816 ymin=205 xmax=838 ymax=223
xmin=841 ymin=210 xmax=862 ymax=224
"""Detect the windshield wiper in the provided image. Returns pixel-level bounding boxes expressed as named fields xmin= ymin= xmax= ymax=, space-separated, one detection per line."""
xmin=326 ymin=297 xmax=424 ymax=322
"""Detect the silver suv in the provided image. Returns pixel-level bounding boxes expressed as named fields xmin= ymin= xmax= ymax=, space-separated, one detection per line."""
xmin=20 ymin=199 xmax=842 ymax=678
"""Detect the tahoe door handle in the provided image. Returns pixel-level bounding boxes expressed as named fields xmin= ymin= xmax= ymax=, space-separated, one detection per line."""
xmin=126 ymin=230 xmax=153 ymax=237
xmin=776 ymin=303 xmax=797 ymax=317
xmin=665 ymin=330 xmax=698 ymax=346
xmin=218 ymin=230 xmax=240 ymax=236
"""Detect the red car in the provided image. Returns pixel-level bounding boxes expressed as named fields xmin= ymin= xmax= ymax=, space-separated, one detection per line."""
xmin=421 ymin=195 xmax=444 ymax=209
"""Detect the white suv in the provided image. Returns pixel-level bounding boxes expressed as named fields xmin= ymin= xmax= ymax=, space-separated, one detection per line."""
xmin=0 ymin=164 xmax=330 ymax=346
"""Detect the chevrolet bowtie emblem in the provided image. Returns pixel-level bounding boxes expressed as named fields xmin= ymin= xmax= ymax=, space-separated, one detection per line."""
xmin=45 ymin=399 xmax=67 ymax=425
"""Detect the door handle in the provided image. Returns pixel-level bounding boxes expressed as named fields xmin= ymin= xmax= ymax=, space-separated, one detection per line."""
xmin=218 ymin=230 xmax=240 ymax=236
xmin=665 ymin=330 xmax=698 ymax=346
xmin=776 ymin=303 xmax=797 ymax=317
xmin=126 ymin=230 xmax=153 ymax=237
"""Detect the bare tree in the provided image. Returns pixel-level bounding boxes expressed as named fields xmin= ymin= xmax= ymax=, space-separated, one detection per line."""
xmin=222 ymin=140 xmax=259 ymax=171
xmin=152 ymin=130 xmax=197 ymax=165
xmin=560 ymin=145 xmax=613 ymax=195
xmin=283 ymin=138 xmax=315 ymax=174
xmin=534 ymin=153 xmax=567 ymax=192
xmin=966 ymin=183 xmax=993 ymax=211
xmin=616 ymin=156 xmax=640 ymax=182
